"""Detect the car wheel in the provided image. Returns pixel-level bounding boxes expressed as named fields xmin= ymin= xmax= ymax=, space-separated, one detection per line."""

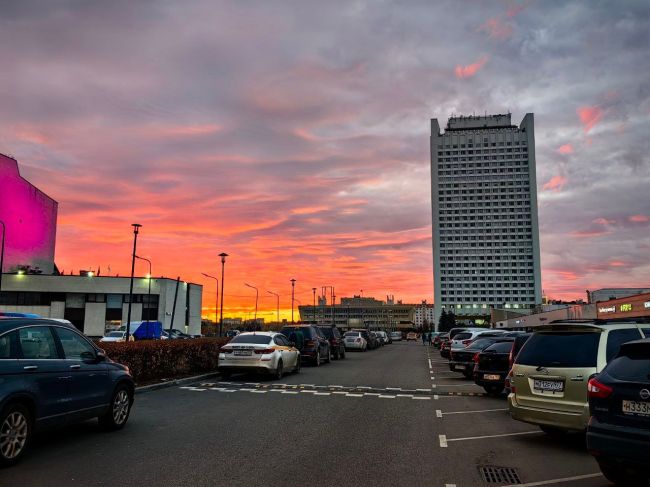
xmin=293 ymin=355 xmax=301 ymax=374
xmin=539 ymin=426 xmax=568 ymax=437
xmin=463 ymin=370 xmax=473 ymax=380
xmin=274 ymin=360 xmax=283 ymax=380
xmin=99 ymin=384 xmax=133 ymax=431
xmin=325 ymin=347 xmax=331 ymax=364
xmin=598 ymin=459 xmax=639 ymax=486
xmin=0 ymin=403 xmax=31 ymax=467
xmin=333 ymin=349 xmax=340 ymax=360
xmin=340 ymin=348 xmax=346 ymax=359
xmin=314 ymin=351 xmax=321 ymax=367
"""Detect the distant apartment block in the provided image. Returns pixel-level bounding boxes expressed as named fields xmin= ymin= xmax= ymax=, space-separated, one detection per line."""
xmin=430 ymin=114 xmax=542 ymax=324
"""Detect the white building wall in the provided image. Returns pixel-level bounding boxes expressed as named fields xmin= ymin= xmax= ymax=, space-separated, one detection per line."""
xmin=85 ymin=303 xmax=107 ymax=337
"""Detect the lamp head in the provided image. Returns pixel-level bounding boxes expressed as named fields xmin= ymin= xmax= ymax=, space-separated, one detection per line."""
xmin=132 ymin=223 xmax=142 ymax=234
xmin=219 ymin=252 xmax=228 ymax=263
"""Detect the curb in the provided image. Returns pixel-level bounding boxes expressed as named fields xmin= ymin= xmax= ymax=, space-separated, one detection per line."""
xmin=135 ymin=371 xmax=220 ymax=394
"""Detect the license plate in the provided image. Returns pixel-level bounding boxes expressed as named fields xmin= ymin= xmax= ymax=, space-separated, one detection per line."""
xmin=622 ymin=400 xmax=650 ymax=416
xmin=533 ymin=379 xmax=564 ymax=392
xmin=234 ymin=350 xmax=252 ymax=356
xmin=484 ymin=374 xmax=500 ymax=381
xmin=454 ymin=364 xmax=466 ymax=370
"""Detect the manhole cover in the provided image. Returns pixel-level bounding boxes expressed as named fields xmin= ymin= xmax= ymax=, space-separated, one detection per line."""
xmin=478 ymin=465 xmax=521 ymax=484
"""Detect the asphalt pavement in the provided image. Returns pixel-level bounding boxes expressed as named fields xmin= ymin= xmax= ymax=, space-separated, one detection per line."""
xmin=2 ymin=341 xmax=612 ymax=487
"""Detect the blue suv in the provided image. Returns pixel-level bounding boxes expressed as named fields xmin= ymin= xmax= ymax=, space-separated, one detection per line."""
xmin=0 ymin=318 xmax=135 ymax=466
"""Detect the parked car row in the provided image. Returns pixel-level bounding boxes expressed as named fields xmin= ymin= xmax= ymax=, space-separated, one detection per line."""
xmin=0 ymin=317 xmax=135 ymax=467
xmin=439 ymin=320 xmax=650 ymax=485
xmin=99 ymin=323 xmax=197 ymax=342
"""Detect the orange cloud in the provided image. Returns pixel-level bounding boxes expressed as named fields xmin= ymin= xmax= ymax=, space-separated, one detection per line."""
xmin=478 ymin=18 xmax=513 ymax=40
xmin=608 ymin=261 xmax=627 ymax=267
xmin=577 ymin=106 xmax=603 ymax=133
xmin=455 ymin=56 xmax=488 ymax=79
xmin=542 ymin=175 xmax=567 ymax=191
xmin=557 ymin=144 xmax=573 ymax=154
xmin=629 ymin=214 xmax=649 ymax=223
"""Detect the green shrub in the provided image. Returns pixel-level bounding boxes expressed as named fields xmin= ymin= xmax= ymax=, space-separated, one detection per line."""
xmin=97 ymin=338 xmax=230 ymax=384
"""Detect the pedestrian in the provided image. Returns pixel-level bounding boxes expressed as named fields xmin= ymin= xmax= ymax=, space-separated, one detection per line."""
xmin=422 ymin=332 xmax=427 ymax=346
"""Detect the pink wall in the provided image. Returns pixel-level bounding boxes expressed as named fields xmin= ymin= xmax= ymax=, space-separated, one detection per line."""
xmin=0 ymin=154 xmax=57 ymax=274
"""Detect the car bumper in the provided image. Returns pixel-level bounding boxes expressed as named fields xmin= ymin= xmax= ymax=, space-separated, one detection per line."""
xmin=345 ymin=342 xmax=365 ymax=349
xmin=449 ymin=361 xmax=473 ymax=372
xmin=474 ymin=371 xmax=507 ymax=388
xmin=219 ymin=354 xmax=278 ymax=373
xmin=587 ymin=417 xmax=650 ymax=466
xmin=508 ymin=394 xmax=589 ymax=431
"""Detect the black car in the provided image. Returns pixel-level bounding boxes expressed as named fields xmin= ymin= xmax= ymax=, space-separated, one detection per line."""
xmin=587 ymin=338 xmax=650 ymax=485
xmin=474 ymin=340 xmax=517 ymax=395
xmin=0 ymin=318 xmax=135 ymax=466
xmin=280 ymin=325 xmax=330 ymax=366
xmin=449 ymin=337 xmax=513 ymax=379
xmin=318 ymin=326 xmax=346 ymax=360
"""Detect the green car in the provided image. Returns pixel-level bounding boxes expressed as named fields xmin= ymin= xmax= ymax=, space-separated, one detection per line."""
xmin=508 ymin=321 xmax=648 ymax=434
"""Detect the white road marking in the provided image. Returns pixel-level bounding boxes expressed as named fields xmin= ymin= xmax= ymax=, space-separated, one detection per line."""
xmin=436 ymin=383 xmax=481 ymax=387
xmin=365 ymin=393 xmax=381 ymax=396
xmin=416 ymin=388 xmax=431 ymax=392
xmin=328 ymin=385 xmax=343 ymax=388
xmin=357 ymin=386 xmax=371 ymax=389
xmin=441 ymin=408 xmax=508 ymax=415
xmin=428 ymin=359 xmax=432 ymax=368
xmin=332 ymin=391 xmax=348 ymax=395
xmin=446 ymin=431 xmax=540 ymax=443
xmin=346 ymin=393 xmax=363 ymax=397
xmin=397 ymin=394 xmax=414 ymax=398
xmin=501 ymin=473 xmax=603 ymax=487
xmin=238 ymin=388 xmax=256 ymax=392
xmin=314 ymin=392 xmax=331 ymax=396
xmin=431 ymin=384 xmax=437 ymax=389
xmin=436 ymin=410 xmax=443 ymax=418
xmin=439 ymin=435 xmax=448 ymax=447
xmin=281 ymin=391 xmax=299 ymax=394
xmin=250 ymin=390 xmax=267 ymax=394
xmin=445 ymin=484 xmax=457 ymax=487
xmin=217 ymin=389 xmax=237 ymax=392
xmin=386 ymin=387 xmax=401 ymax=391
xmin=300 ymin=390 xmax=317 ymax=394
xmin=244 ymin=382 xmax=260 ymax=385
xmin=434 ymin=394 xmax=439 ymax=400
xmin=413 ymin=396 xmax=431 ymax=400
xmin=378 ymin=395 xmax=396 ymax=399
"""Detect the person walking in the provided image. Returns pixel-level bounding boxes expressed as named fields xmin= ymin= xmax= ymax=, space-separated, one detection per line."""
xmin=422 ymin=331 xmax=428 ymax=346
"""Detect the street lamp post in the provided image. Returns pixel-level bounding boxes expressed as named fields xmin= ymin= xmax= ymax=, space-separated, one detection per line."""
xmin=0 ymin=220 xmax=5 ymax=297
xmin=201 ymin=273 xmax=219 ymax=334
xmin=218 ymin=253 xmax=228 ymax=337
xmin=267 ymin=290 xmax=279 ymax=325
xmin=126 ymin=224 xmax=142 ymax=340
xmin=135 ymin=255 xmax=152 ymax=323
xmin=290 ymin=278 xmax=296 ymax=323
xmin=244 ymin=283 xmax=258 ymax=325
xmin=312 ymin=287 xmax=316 ymax=323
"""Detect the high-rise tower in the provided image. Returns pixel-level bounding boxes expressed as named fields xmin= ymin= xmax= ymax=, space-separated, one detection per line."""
xmin=430 ymin=114 xmax=542 ymax=325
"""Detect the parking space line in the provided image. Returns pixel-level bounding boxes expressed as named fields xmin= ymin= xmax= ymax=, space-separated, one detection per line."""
xmin=281 ymin=391 xmax=298 ymax=394
xmin=445 ymin=484 xmax=456 ymax=487
xmin=346 ymin=393 xmax=363 ymax=397
xmin=416 ymin=388 xmax=431 ymax=392
xmin=378 ymin=395 xmax=396 ymax=399
xmin=435 ymin=383 xmax=481 ymax=387
xmin=439 ymin=435 xmax=448 ymax=447
xmin=332 ymin=391 xmax=347 ymax=395
xmin=446 ymin=431 xmax=540 ymax=443
xmin=441 ymin=408 xmax=507 ymax=415
xmin=397 ymin=394 xmax=414 ymax=398
xmin=436 ymin=410 xmax=443 ymax=418
xmin=313 ymin=392 xmax=331 ymax=396
xmin=250 ymin=390 xmax=267 ymax=394
xmin=500 ymin=473 xmax=603 ymax=487
xmin=365 ymin=393 xmax=380 ymax=396
xmin=413 ymin=396 xmax=431 ymax=400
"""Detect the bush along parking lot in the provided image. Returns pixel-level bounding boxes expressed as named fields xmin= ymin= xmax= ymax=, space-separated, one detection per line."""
xmin=97 ymin=338 xmax=230 ymax=385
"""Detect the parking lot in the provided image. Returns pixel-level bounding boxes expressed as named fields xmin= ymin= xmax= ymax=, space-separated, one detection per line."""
xmin=3 ymin=341 xmax=613 ymax=486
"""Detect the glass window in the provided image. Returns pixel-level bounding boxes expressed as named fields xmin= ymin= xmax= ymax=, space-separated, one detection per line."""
xmin=606 ymin=329 xmax=643 ymax=362
xmin=18 ymin=327 xmax=59 ymax=359
xmin=229 ymin=335 xmax=272 ymax=345
xmin=0 ymin=332 xmax=19 ymax=359
xmin=56 ymin=327 xmax=96 ymax=360
xmin=483 ymin=341 xmax=515 ymax=353
xmin=454 ymin=332 xmax=472 ymax=340
xmin=516 ymin=332 xmax=599 ymax=368
xmin=606 ymin=347 xmax=650 ymax=381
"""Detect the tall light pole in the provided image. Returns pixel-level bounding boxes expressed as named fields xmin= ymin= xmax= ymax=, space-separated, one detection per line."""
xmin=295 ymin=298 xmax=302 ymax=322
xmin=290 ymin=278 xmax=296 ymax=323
xmin=0 ymin=220 xmax=5 ymax=297
xmin=201 ymin=273 xmax=219 ymax=334
xmin=135 ymin=255 xmax=152 ymax=322
xmin=244 ymin=283 xmax=258 ymax=325
xmin=218 ymin=253 xmax=228 ymax=337
xmin=267 ymin=290 xmax=279 ymax=325
xmin=126 ymin=223 xmax=142 ymax=340
xmin=312 ymin=287 xmax=316 ymax=323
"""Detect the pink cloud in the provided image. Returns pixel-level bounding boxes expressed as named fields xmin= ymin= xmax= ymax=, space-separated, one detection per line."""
xmin=478 ymin=18 xmax=513 ymax=40
xmin=577 ymin=106 xmax=603 ymax=133
xmin=542 ymin=175 xmax=567 ymax=191
xmin=593 ymin=217 xmax=616 ymax=226
xmin=557 ymin=144 xmax=574 ymax=154
xmin=629 ymin=214 xmax=649 ymax=223
xmin=506 ymin=1 xmax=531 ymax=18
xmin=608 ymin=261 xmax=627 ymax=267
xmin=454 ymin=56 xmax=488 ymax=79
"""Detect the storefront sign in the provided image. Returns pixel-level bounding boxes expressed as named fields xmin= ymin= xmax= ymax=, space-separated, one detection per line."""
xmin=619 ymin=303 xmax=633 ymax=312
xmin=599 ymin=306 xmax=616 ymax=313
xmin=645 ymin=301 xmax=650 ymax=309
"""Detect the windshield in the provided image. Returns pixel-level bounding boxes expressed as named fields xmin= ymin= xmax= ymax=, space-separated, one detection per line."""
xmin=229 ymin=335 xmax=272 ymax=345
xmin=106 ymin=331 xmax=123 ymax=337
xmin=344 ymin=332 xmax=360 ymax=337
xmin=483 ymin=341 xmax=514 ymax=353
xmin=516 ymin=331 xmax=600 ymax=368
xmin=467 ymin=338 xmax=497 ymax=350
xmin=319 ymin=328 xmax=334 ymax=338
xmin=453 ymin=332 xmax=472 ymax=341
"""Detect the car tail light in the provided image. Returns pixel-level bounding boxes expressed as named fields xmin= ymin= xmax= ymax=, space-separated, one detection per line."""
xmin=304 ymin=340 xmax=316 ymax=347
xmin=508 ymin=343 xmax=515 ymax=367
xmin=588 ymin=377 xmax=613 ymax=399
xmin=505 ymin=370 xmax=514 ymax=393
xmin=462 ymin=339 xmax=472 ymax=346
xmin=473 ymin=352 xmax=480 ymax=363
xmin=254 ymin=348 xmax=275 ymax=354
xmin=222 ymin=348 xmax=233 ymax=354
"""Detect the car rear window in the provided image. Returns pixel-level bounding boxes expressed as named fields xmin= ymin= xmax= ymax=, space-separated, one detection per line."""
xmin=605 ymin=353 xmax=650 ymax=382
xmin=229 ymin=335 xmax=272 ymax=344
xmin=454 ymin=332 xmax=472 ymax=340
xmin=484 ymin=341 xmax=514 ymax=353
xmin=606 ymin=328 xmax=644 ymax=362
xmin=280 ymin=327 xmax=314 ymax=339
xmin=467 ymin=338 xmax=496 ymax=350
xmin=319 ymin=328 xmax=333 ymax=338
xmin=642 ymin=328 xmax=650 ymax=338
xmin=516 ymin=331 xmax=600 ymax=368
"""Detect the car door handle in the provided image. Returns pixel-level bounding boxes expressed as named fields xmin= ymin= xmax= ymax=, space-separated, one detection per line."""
xmin=70 ymin=365 xmax=81 ymax=370
xmin=23 ymin=365 xmax=38 ymax=371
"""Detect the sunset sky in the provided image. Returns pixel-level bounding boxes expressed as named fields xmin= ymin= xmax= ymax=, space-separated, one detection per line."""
xmin=1 ymin=0 xmax=649 ymax=321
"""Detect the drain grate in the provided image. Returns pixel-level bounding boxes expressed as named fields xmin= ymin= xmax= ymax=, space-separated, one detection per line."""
xmin=479 ymin=465 xmax=521 ymax=484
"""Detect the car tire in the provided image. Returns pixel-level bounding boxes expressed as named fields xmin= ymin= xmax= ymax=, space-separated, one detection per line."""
xmin=293 ymin=355 xmax=301 ymax=374
xmin=539 ymin=426 xmax=568 ymax=437
xmin=463 ymin=370 xmax=473 ymax=379
xmin=333 ymin=349 xmax=340 ymax=360
xmin=314 ymin=352 xmax=321 ymax=367
xmin=325 ymin=347 xmax=331 ymax=364
xmin=340 ymin=348 xmax=346 ymax=359
xmin=99 ymin=384 xmax=133 ymax=431
xmin=274 ymin=360 xmax=283 ymax=380
xmin=0 ymin=403 xmax=32 ymax=467
xmin=598 ymin=459 xmax=639 ymax=486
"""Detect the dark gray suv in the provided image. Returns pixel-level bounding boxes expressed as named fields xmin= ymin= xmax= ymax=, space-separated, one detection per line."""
xmin=0 ymin=318 xmax=135 ymax=466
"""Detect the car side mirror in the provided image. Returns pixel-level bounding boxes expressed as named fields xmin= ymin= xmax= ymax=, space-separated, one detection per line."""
xmin=95 ymin=350 xmax=107 ymax=362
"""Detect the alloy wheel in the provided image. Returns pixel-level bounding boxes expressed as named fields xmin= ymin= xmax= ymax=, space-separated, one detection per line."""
xmin=112 ymin=390 xmax=130 ymax=425
xmin=0 ymin=411 xmax=28 ymax=460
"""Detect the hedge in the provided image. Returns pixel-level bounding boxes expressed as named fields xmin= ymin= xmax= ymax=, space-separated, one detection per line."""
xmin=97 ymin=338 xmax=230 ymax=385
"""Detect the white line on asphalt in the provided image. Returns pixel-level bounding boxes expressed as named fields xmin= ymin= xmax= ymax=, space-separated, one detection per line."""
xmin=299 ymin=384 xmax=316 ymax=387
xmin=250 ymin=390 xmax=267 ymax=394
xmin=239 ymin=388 xmax=256 ymax=392
xmin=268 ymin=390 xmax=284 ymax=393
xmin=332 ymin=391 xmax=348 ymax=395
xmin=397 ymin=394 xmax=414 ymax=398
xmin=431 ymin=384 xmax=437 ymax=389
xmin=428 ymin=359 xmax=432 ymax=368
xmin=328 ymin=385 xmax=343 ymax=388
xmin=357 ymin=386 xmax=371 ymax=389
xmin=413 ymin=396 xmax=431 ymax=400
xmin=441 ymin=408 xmax=508 ymax=415
xmin=281 ymin=391 xmax=299 ymax=394
xmin=244 ymin=382 xmax=260 ymax=385
xmin=436 ymin=410 xmax=443 ymax=418
xmin=446 ymin=431 xmax=540 ymax=443
xmin=314 ymin=392 xmax=331 ymax=396
xmin=365 ymin=393 xmax=381 ymax=396
xmin=499 ymin=473 xmax=603 ymax=487
xmin=439 ymin=435 xmax=448 ymax=447
xmin=218 ymin=389 xmax=237 ymax=392
xmin=386 ymin=387 xmax=401 ymax=391
xmin=445 ymin=484 xmax=456 ymax=487
xmin=435 ymin=383 xmax=481 ymax=387
xmin=434 ymin=394 xmax=439 ymax=400
xmin=346 ymin=393 xmax=363 ymax=397
xmin=416 ymin=388 xmax=431 ymax=392
xmin=300 ymin=390 xmax=317 ymax=394
xmin=378 ymin=395 xmax=396 ymax=399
